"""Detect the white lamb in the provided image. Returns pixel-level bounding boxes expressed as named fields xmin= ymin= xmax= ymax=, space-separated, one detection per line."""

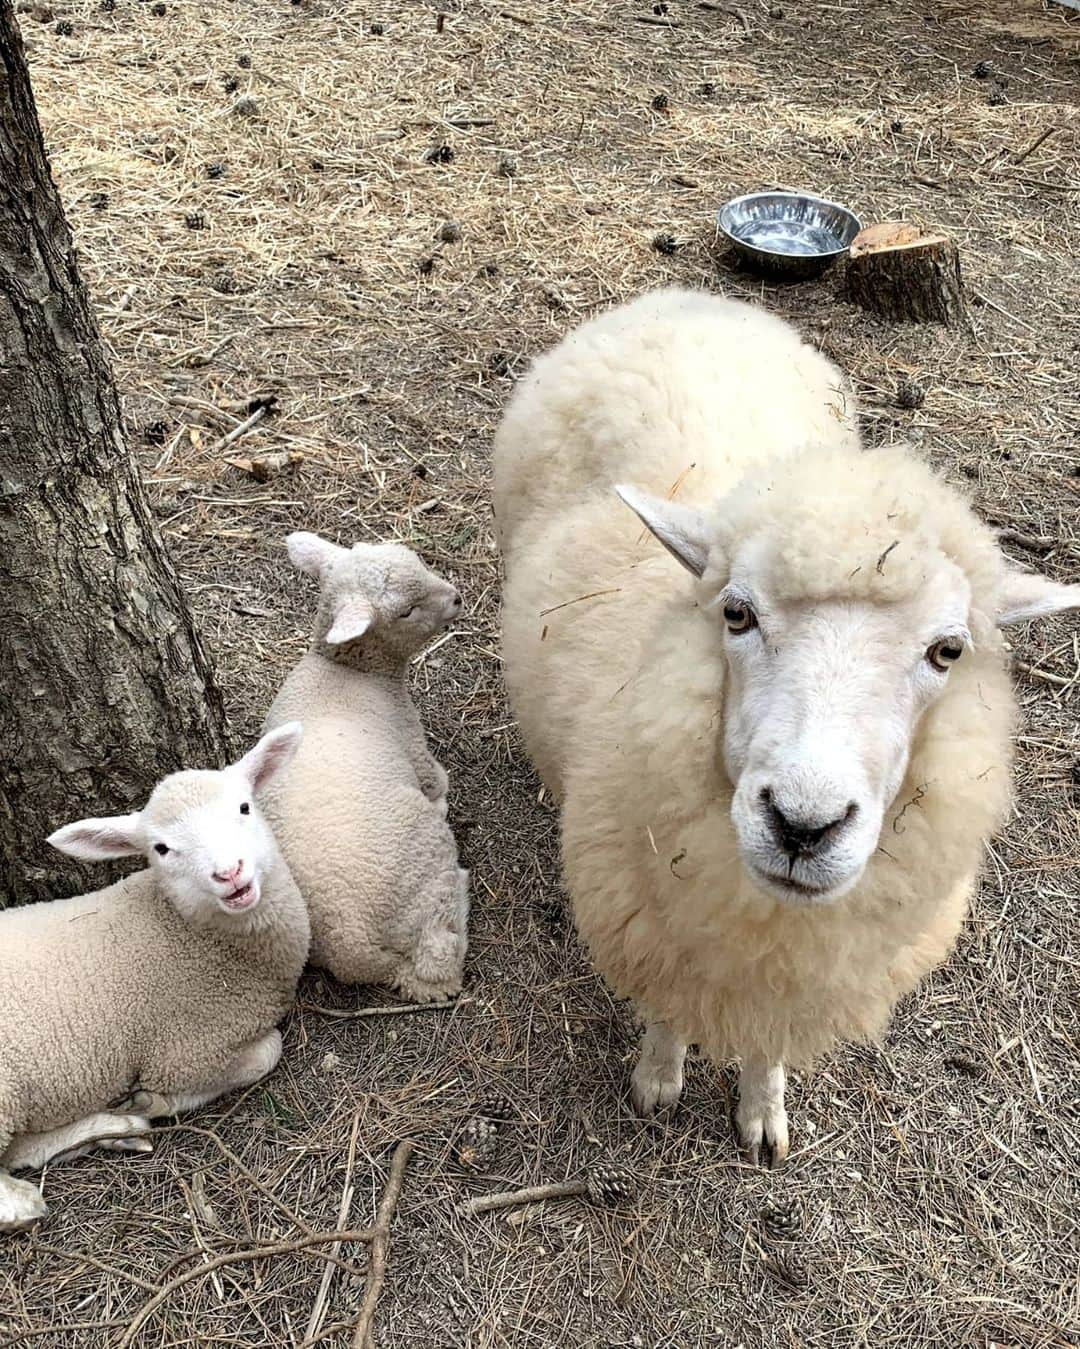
xmin=0 ymin=724 xmax=308 ymax=1232
xmin=494 ymin=286 xmax=1079 ymax=1164
xmin=261 ymin=534 xmax=469 ymax=1000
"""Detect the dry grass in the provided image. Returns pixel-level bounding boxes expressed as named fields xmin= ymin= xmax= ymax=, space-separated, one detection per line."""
xmin=3 ymin=0 xmax=1079 ymax=1345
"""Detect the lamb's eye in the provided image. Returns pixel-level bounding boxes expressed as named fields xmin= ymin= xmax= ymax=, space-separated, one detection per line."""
xmin=399 ymin=605 xmax=416 ymax=620
xmin=723 ymin=600 xmax=756 ymax=634
xmin=239 ymin=802 xmax=250 ymax=816
xmin=154 ymin=843 xmax=169 ymax=857
xmin=927 ymin=638 xmax=964 ymax=672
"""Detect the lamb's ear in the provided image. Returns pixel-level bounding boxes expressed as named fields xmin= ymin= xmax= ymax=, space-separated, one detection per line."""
xmin=615 ymin=483 xmax=711 ymax=578
xmin=325 ymin=596 xmax=374 ymax=645
xmin=48 ymin=813 xmax=142 ymax=861
xmin=996 ymin=569 xmax=1080 ymax=627
xmin=237 ymin=723 xmax=303 ymax=792
xmin=286 ymin=531 xmax=345 ymax=578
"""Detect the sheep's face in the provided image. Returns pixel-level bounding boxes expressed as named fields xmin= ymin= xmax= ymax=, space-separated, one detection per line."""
xmin=617 ymin=464 xmax=1080 ymax=907
xmin=286 ymin=532 xmax=463 ymax=667
xmin=47 ymin=725 xmax=302 ymax=924
xmin=718 ymin=557 xmax=973 ymax=904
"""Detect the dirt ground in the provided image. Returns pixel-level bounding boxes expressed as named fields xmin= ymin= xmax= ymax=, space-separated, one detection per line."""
xmin=3 ymin=0 xmax=1079 ymax=1345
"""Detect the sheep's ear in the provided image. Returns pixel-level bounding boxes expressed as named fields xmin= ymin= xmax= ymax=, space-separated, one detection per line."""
xmin=238 ymin=723 xmax=303 ymax=792
xmin=286 ymin=531 xmax=345 ymax=578
xmin=48 ymin=813 xmax=142 ymax=861
xmin=325 ymin=596 xmax=374 ymax=645
xmin=615 ymin=483 xmax=711 ymax=578
xmin=996 ymin=569 xmax=1080 ymax=627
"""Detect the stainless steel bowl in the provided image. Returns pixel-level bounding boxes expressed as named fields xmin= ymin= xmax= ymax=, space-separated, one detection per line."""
xmin=717 ymin=190 xmax=861 ymax=280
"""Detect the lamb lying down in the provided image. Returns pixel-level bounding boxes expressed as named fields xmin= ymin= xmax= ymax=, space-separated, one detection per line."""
xmin=262 ymin=533 xmax=469 ymax=1001
xmin=0 ymin=725 xmax=308 ymax=1233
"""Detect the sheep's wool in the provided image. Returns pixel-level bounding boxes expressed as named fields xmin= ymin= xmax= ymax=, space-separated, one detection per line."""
xmin=495 ymin=287 xmax=1014 ymax=1068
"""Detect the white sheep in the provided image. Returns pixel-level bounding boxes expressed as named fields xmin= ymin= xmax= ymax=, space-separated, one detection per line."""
xmin=494 ymin=286 xmax=1079 ymax=1164
xmin=0 ymin=724 xmax=308 ymax=1232
xmin=261 ymin=534 xmax=469 ymax=1001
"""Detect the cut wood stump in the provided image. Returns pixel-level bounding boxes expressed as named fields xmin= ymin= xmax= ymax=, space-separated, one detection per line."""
xmin=845 ymin=222 xmax=965 ymax=325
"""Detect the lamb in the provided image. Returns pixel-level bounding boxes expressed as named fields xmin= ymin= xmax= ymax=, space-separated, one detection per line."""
xmin=261 ymin=533 xmax=469 ymax=1001
xmin=494 ymin=286 xmax=1080 ymax=1165
xmin=0 ymin=724 xmax=308 ymax=1232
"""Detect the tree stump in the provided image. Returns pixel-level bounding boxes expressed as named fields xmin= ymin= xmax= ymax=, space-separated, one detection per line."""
xmin=845 ymin=222 xmax=965 ymax=325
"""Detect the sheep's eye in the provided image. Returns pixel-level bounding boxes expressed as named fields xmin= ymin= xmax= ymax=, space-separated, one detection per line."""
xmin=399 ymin=605 xmax=416 ymax=620
xmin=240 ymin=802 xmax=250 ymax=816
xmin=154 ymin=843 xmax=169 ymax=857
xmin=723 ymin=600 xmax=756 ymax=634
xmin=927 ymin=638 xmax=964 ymax=672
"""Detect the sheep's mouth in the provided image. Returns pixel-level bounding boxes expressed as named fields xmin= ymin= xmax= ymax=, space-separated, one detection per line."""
xmin=747 ymin=861 xmax=836 ymax=903
xmin=221 ymin=881 xmax=258 ymax=912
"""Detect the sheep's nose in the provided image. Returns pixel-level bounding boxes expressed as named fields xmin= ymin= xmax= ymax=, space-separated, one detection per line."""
xmin=451 ymin=591 xmax=463 ymax=609
xmin=213 ymin=860 xmax=244 ymax=885
xmin=761 ymin=789 xmax=857 ymax=859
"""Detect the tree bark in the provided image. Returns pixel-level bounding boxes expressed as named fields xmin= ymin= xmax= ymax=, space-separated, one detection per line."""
xmin=0 ymin=2 xmax=230 ymax=906
xmin=845 ymin=221 xmax=965 ymax=326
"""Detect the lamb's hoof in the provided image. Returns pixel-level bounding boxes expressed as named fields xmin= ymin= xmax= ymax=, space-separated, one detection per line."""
xmin=396 ymin=974 xmax=462 ymax=1003
xmin=121 ymin=1091 xmax=170 ymax=1118
xmin=630 ymin=1059 xmax=684 ymax=1119
xmin=737 ymin=1104 xmax=790 ymax=1169
xmin=0 ymin=1176 xmax=48 ymax=1232
xmin=97 ymin=1113 xmax=155 ymax=1153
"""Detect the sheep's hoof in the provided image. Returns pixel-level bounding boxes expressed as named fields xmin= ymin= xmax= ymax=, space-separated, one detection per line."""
xmin=0 ymin=1176 xmax=48 ymax=1232
xmin=737 ymin=1109 xmax=790 ymax=1169
xmin=630 ymin=1060 xmax=684 ymax=1118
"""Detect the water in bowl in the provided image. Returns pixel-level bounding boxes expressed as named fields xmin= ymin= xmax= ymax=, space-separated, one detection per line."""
xmin=736 ymin=218 xmax=840 ymax=257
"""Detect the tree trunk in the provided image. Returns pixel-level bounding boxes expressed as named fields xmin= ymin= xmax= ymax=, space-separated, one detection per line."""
xmin=0 ymin=2 xmax=230 ymax=907
xmin=845 ymin=221 xmax=965 ymax=326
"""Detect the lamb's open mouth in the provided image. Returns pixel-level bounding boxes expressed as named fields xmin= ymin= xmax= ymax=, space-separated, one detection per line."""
xmin=221 ymin=881 xmax=257 ymax=911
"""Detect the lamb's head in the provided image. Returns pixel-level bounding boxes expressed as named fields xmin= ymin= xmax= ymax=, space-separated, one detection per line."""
xmin=619 ymin=445 xmax=1080 ymax=906
xmin=47 ymin=724 xmax=302 ymax=924
xmin=285 ymin=530 xmax=462 ymax=668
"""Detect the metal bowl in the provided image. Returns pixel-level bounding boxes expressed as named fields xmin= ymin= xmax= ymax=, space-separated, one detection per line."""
xmin=717 ymin=190 xmax=861 ymax=280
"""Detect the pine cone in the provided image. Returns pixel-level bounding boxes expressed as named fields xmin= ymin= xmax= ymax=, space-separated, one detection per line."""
xmin=896 ymin=379 xmax=925 ymax=410
xmin=586 ymin=1162 xmax=637 ymax=1207
xmin=476 ymin=1090 xmax=515 ymax=1123
xmin=652 ymin=232 xmax=679 ymax=256
xmin=455 ymin=1116 xmax=498 ymax=1170
xmin=760 ymin=1194 xmax=802 ymax=1242
xmin=184 ymin=211 xmax=207 ymax=231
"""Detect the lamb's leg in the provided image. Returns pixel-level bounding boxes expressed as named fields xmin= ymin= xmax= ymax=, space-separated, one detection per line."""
xmin=4 ymin=1113 xmax=154 ymax=1171
xmin=126 ymin=1029 xmax=283 ymax=1119
xmin=631 ymin=1021 xmax=687 ymax=1117
xmin=736 ymin=1054 xmax=789 ymax=1167
xmin=394 ymin=868 xmax=468 ymax=1002
xmin=0 ymin=1169 xmax=48 ymax=1232
xmin=0 ymin=1123 xmax=49 ymax=1231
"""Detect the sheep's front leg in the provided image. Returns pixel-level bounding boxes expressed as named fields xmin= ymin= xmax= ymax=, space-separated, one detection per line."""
xmin=630 ymin=1021 xmax=687 ymax=1117
xmin=128 ymin=1029 xmax=283 ymax=1119
xmin=736 ymin=1054 xmax=788 ymax=1167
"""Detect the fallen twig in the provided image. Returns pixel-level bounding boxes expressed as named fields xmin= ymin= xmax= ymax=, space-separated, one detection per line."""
xmin=1012 ymin=126 xmax=1056 ymax=165
xmin=117 ymin=1227 xmax=380 ymax=1348
xmin=698 ymin=2 xmax=750 ymax=32
xmin=459 ymin=1163 xmax=636 ymax=1216
xmin=214 ymin=404 xmax=269 ymax=453
xmin=304 ymin=1112 xmax=362 ymax=1346
xmin=352 ymin=1140 xmax=415 ymax=1349
xmin=301 ymin=998 xmax=459 ymax=1019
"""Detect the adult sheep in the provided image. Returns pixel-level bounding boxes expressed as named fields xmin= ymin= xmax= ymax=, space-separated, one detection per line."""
xmin=494 ymin=286 xmax=1079 ymax=1164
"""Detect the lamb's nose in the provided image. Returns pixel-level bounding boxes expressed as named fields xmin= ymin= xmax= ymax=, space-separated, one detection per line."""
xmin=213 ymin=860 xmax=244 ymax=885
xmin=451 ymin=591 xmax=463 ymax=609
xmin=761 ymin=789 xmax=857 ymax=859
